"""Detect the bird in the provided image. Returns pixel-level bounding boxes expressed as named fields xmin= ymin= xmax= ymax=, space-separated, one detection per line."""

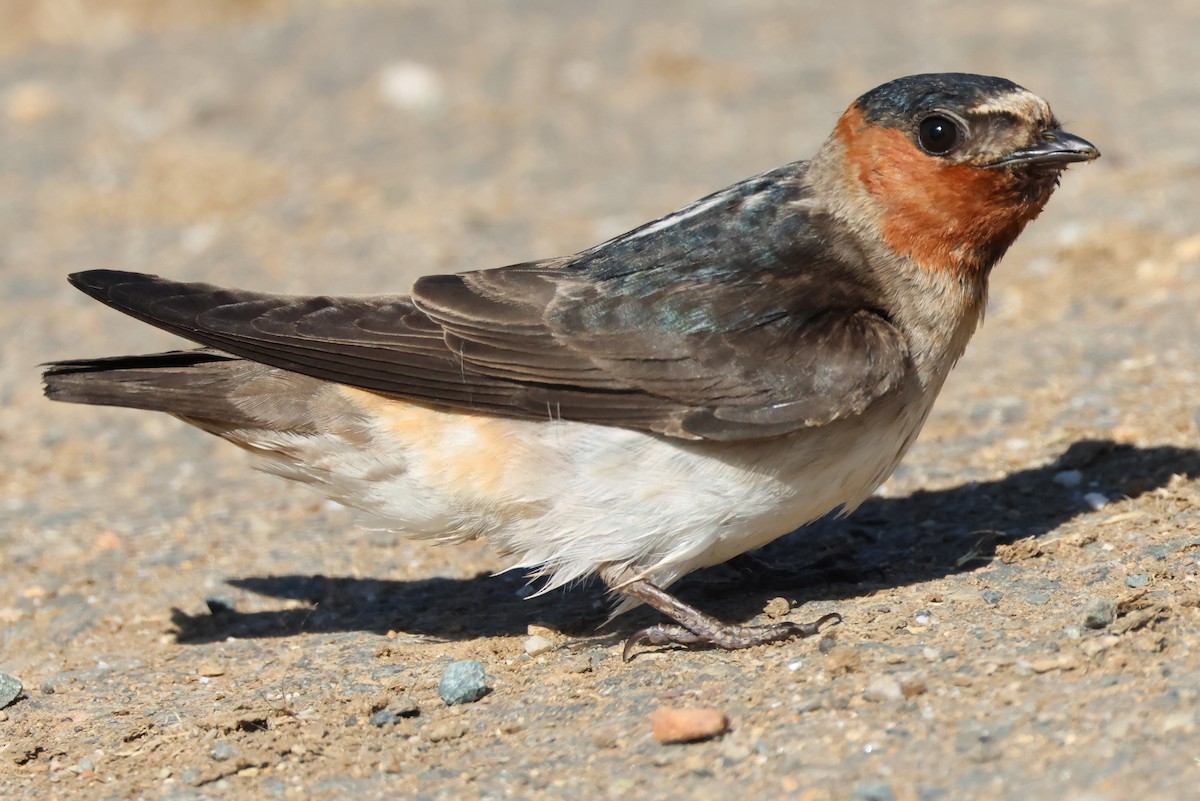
xmin=43 ymin=73 xmax=1098 ymax=660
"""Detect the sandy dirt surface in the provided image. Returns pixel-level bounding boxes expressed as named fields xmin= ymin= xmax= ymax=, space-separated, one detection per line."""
xmin=3 ymin=1 xmax=1200 ymax=799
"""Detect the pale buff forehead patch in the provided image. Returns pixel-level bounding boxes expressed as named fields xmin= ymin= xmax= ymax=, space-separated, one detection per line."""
xmin=969 ymin=88 xmax=1053 ymax=124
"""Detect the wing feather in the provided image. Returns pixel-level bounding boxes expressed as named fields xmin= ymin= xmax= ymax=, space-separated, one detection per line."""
xmin=62 ymin=162 xmax=911 ymax=440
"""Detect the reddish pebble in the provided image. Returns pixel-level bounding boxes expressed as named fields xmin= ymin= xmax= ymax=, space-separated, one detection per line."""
xmin=649 ymin=707 xmax=729 ymax=744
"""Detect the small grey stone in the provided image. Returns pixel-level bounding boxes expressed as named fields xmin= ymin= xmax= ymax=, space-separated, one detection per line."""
xmin=183 ymin=768 xmax=202 ymax=786
xmin=852 ymin=781 xmax=896 ymax=801
xmin=1083 ymin=598 xmax=1117 ymax=629
xmin=210 ymin=741 xmax=239 ymax=762
xmin=438 ymin=660 xmax=490 ymax=706
xmin=0 ymin=672 xmax=22 ymax=708
xmin=1053 ymin=469 xmax=1083 ymax=487
xmin=1124 ymin=574 xmax=1149 ymax=588
xmin=77 ymin=758 xmax=95 ymax=772
xmin=369 ymin=709 xmax=400 ymax=727
xmin=982 ymin=590 xmax=1003 ymax=605
xmin=1024 ymin=591 xmax=1052 ymax=606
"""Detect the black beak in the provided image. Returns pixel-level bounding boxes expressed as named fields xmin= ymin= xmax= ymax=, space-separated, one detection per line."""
xmin=987 ymin=130 xmax=1100 ymax=168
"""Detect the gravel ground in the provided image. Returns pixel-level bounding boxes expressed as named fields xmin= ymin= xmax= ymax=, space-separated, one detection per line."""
xmin=2 ymin=1 xmax=1200 ymax=799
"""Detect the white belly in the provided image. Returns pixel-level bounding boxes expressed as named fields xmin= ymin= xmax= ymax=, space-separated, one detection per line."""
xmin=236 ymin=380 xmax=936 ymax=600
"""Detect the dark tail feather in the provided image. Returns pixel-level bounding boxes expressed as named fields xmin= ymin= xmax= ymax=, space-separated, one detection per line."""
xmin=43 ymin=349 xmax=255 ymax=423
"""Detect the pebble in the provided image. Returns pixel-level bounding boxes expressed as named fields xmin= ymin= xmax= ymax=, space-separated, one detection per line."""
xmin=0 ymin=672 xmax=22 ymax=708
xmin=438 ymin=660 xmax=490 ymax=705
xmin=210 ymin=742 xmax=239 ymax=762
xmin=898 ymin=674 xmax=928 ymax=698
xmin=377 ymin=62 xmax=444 ymax=113
xmin=1159 ymin=711 xmax=1195 ymax=734
xmin=563 ymin=654 xmax=594 ymax=674
xmin=763 ymin=596 xmax=791 ymax=619
xmin=426 ymin=720 xmax=468 ymax=742
xmin=1125 ymin=574 xmax=1149 ymax=588
xmin=1053 ymin=469 xmax=1083 ymax=487
xmin=524 ymin=635 xmax=554 ymax=657
xmin=1028 ymin=655 xmax=1078 ymax=674
xmin=1083 ymin=598 xmax=1117 ymax=629
xmin=852 ymin=781 xmax=896 ymax=801
xmin=982 ymin=590 xmax=1003 ymax=605
xmin=1084 ymin=492 xmax=1109 ymax=510
xmin=649 ymin=707 xmax=729 ymax=744
xmin=863 ymin=675 xmax=904 ymax=703
xmin=824 ymin=646 xmax=862 ymax=676
xmin=369 ymin=710 xmax=400 ymax=727
xmin=591 ymin=726 xmax=622 ymax=749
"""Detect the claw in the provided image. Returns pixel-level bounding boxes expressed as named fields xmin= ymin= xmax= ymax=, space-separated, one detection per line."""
xmin=621 ymin=598 xmax=842 ymax=662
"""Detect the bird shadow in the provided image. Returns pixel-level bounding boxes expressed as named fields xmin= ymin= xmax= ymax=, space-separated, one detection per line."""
xmin=170 ymin=439 xmax=1200 ymax=645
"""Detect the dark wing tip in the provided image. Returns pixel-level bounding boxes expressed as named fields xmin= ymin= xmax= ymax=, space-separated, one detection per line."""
xmin=67 ymin=270 xmax=161 ymax=300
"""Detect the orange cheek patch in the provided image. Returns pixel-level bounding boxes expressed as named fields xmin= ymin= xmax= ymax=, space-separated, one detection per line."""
xmin=837 ymin=108 xmax=1047 ymax=276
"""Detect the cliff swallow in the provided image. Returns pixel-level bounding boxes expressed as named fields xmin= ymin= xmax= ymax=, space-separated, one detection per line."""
xmin=44 ymin=73 xmax=1098 ymax=660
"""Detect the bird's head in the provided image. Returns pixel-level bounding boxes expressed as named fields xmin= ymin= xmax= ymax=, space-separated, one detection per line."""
xmin=821 ymin=73 xmax=1099 ymax=279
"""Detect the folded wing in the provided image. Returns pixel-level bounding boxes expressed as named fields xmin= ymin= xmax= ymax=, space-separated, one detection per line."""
xmin=62 ymin=165 xmax=911 ymax=440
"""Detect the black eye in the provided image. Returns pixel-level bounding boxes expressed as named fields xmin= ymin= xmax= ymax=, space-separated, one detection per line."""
xmin=917 ymin=115 xmax=962 ymax=156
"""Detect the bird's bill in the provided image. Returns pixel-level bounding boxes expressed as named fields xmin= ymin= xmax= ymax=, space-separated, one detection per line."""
xmin=986 ymin=130 xmax=1100 ymax=168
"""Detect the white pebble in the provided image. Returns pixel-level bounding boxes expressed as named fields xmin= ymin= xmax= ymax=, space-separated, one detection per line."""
xmin=1053 ymin=470 xmax=1083 ymax=487
xmin=524 ymin=635 xmax=553 ymax=657
xmin=1084 ymin=492 xmax=1109 ymax=510
xmin=378 ymin=62 xmax=444 ymax=112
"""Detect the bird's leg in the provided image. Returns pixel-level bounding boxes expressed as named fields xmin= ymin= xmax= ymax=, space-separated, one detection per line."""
xmin=619 ymin=579 xmax=841 ymax=662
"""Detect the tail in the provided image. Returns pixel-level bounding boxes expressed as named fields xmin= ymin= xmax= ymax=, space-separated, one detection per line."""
xmin=44 ymin=349 xmax=262 ymax=426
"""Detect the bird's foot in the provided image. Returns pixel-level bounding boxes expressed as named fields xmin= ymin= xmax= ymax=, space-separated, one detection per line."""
xmin=618 ymin=578 xmax=841 ymax=662
xmin=622 ymin=615 xmax=841 ymax=661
